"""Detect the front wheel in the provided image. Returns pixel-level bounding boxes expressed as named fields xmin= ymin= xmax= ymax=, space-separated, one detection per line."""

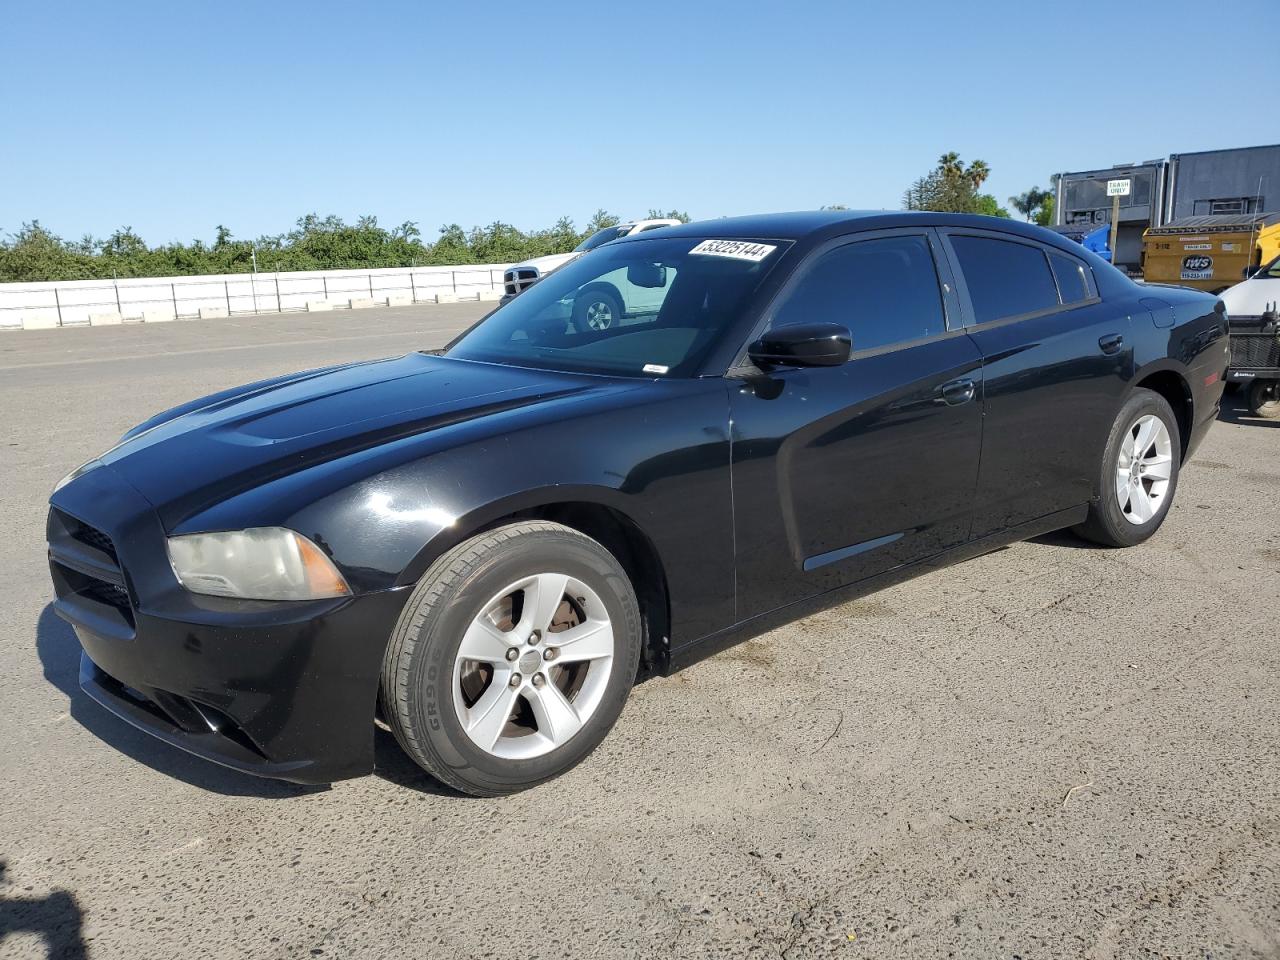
xmin=1074 ymin=388 xmax=1181 ymax=547
xmin=1247 ymin=379 xmax=1280 ymax=419
xmin=379 ymin=521 xmax=642 ymax=796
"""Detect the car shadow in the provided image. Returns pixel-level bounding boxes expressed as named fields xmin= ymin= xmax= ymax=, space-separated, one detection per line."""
xmin=370 ymin=728 xmax=470 ymax=797
xmin=1027 ymin=530 xmax=1110 ymax=551
xmin=0 ymin=861 xmax=87 ymax=960
xmin=1219 ymin=391 xmax=1279 ymax=428
xmin=35 ymin=604 xmax=325 ymax=799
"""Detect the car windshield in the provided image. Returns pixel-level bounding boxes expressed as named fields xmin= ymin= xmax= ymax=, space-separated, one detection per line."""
xmin=1261 ymin=256 xmax=1280 ymax=279
xmin=573 ymin=226 xmax=632 ymax=252
xmin=446 ymin=237 xmax=789 ymax=378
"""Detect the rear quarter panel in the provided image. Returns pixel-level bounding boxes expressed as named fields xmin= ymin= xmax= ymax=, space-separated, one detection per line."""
xmin=1131 ymin=285 xmax=1228 ymax=458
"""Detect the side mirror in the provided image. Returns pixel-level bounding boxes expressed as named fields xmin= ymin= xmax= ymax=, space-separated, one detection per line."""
xmin=627 ymin=262 xmax=667 ymax=288
xmin=748 ymin=322 xmax=851 ymax=369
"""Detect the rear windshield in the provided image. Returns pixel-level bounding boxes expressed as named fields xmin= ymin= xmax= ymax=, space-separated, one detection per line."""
xmin=447 ymin=237 xmax=789 ymax=377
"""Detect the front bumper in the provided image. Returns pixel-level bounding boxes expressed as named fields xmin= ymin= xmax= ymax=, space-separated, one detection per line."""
xmin=49 ymin=464 xmax=412 ymax=785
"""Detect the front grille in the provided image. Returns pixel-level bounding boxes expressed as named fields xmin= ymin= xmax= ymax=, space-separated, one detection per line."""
xmin=81 ymin=578 xmax=132 ymax=614
xmin=1230 ymin=333 xmax=1280 ymax=370
xmin=48 ymin=508 xmax=135 ymax=629
xmin=70 ymin=518 xmax=118 ymax=563
xmin=503 ymin=267 xmax=539 ymax=297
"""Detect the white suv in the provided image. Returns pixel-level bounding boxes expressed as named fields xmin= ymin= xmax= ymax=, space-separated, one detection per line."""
xmin=501 ymin=219 xmax=683 ymax=309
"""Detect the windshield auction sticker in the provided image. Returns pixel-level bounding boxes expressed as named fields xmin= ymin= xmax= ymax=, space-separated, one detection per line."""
xmin=689 ymin=239 xmax=777 ymax=262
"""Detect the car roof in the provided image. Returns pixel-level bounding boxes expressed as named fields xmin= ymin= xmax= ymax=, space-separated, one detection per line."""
xmin=619 ymin=210 xmax=1074 ymax=245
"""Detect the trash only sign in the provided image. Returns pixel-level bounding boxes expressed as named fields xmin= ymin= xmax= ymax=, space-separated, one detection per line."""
xmin=1181 ymin=254 xmax=1213 ymax=280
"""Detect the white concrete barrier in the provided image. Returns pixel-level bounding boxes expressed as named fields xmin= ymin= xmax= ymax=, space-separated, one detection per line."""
xmin=477 ymin=290 xmax=502 ymax=302
xmin=0 ymin=262 xmax=510 ymax=329
xmin=306 ymin=300 xmax=333 ymax=312
xmin=89 ymin=312 xmax=123 ymax=326
xmin=386 ymin=294 xmax=413 ymax=307
xmin=143 ymin=309 xmax=177 ymax=323
xmin=19 ymin=312 xmax=58 ymax=330
xmin=348 ymin=297 xmax=377 ymax=310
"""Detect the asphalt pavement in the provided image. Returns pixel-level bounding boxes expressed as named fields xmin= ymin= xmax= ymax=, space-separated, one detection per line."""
xmin=1 ymin=304 xmax=1277 ymax=959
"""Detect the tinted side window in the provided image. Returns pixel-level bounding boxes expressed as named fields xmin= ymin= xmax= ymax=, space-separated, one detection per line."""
xmin=772 ymin=236 xmax=945 ymax=352
xmin=951 ymin=236 xmax=1059 ymax=323
xmin=1049 ymin=252 xmax=1092 ymax=304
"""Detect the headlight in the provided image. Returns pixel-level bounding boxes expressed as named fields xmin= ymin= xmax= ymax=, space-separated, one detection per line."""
xmin=167 ymin=528 xmax=351 ymax=601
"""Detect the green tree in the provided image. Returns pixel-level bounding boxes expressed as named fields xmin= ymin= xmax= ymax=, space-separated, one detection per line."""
xmin=0 ymin=221 xmax=97 ymax=281
xmin=0 ymin=207 xmax=700 ymax=282
xmin=974 ymin=194 xmax=1012 ymax=218
xmin=1008 ymin=187 xmax=1052 ymax=222
xmin=903 ymin=153 xmax=998 ymax=215
xmin=645 ymin=208 xmax=691 ymax=223
xmin=1033 ymin=193 xmax=1055 ymax=227
xmin=583 ymin=209 xmax=620 ymax=236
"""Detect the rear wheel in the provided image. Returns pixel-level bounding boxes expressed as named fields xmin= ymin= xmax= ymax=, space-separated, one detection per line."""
xmin=1075 ymin=389 xmax=1181 ymax=547
xmin=1247 ymin=379 xmax=1280 ymax=419
xmin=379 ymin=521 xmax=642 ymax=796
xmin=572 ymin=287 xmax=622 ymax=333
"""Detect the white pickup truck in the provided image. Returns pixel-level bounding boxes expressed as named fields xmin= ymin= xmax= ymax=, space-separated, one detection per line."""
xmin=501 ymin=219 xmax=683 ymax=328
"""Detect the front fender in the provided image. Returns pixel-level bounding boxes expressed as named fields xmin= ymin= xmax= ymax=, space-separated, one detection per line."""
xmin=185 ymin=378 xmax=736 ymax=644
xmin=394 ymin=483 xmax=646 ymax=587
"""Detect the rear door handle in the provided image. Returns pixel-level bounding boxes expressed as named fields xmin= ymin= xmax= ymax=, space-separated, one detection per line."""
xmin=1098 ymin=333 xmax=1125 ymax=355
xmin=939 ymin=378 xmax=976 ymax=406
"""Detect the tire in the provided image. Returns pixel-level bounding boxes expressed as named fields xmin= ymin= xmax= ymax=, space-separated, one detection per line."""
xmin=1074 ymin=388 xmax=1181 ymax=547
xmin=572 ymin=286 xmax=623 ymax=333
xmin=1247 ymin=379 xmax=1280 ymax=419
xmin=379 ymin=521 xmax=642 ymax=796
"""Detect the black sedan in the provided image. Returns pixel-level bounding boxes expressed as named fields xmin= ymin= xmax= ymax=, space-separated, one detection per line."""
xmin=48 ymin=212 xmax=1229 ymax=795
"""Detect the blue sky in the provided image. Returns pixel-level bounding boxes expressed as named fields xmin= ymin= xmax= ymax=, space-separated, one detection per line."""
xmin=3 ymin=0 xmax=1277 ymax=246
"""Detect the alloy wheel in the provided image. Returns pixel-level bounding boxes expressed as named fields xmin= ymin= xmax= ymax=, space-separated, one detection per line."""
xmin=1114 ymin=413 xmax=1173 ymax=525
xmin=584 ymin=300 xmax=613 ymax=330
xmin=452 ymin=573 xmax=614 ymax=759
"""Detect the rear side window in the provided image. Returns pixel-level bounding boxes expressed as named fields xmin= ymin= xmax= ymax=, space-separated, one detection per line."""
xmin=951 ymin=236 xmax=1059 ymax=323
xmin=772 ymin=235 xmax=946 ymax=352
xmin=1049 ymin=252 xmax=1093 ymax=304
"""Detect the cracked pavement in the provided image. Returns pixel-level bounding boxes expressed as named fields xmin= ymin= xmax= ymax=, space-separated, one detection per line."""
xmin=1 ymin=304 xmax=1277 ymax=959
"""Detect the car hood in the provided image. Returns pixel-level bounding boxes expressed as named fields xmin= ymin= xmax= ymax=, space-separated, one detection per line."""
xmin=83 ymin=353 xmax=605 ymax=520
xmin=1220 ymin=276 xmax=1279 ymax=317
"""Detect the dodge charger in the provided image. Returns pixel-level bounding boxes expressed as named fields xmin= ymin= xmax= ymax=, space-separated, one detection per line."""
xmin=47 ymin=212 xmax=1229 ymax=795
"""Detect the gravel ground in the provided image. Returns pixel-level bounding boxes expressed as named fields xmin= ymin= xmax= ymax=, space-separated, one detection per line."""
xmin=1 ymin=305 xmax=1277 ymax=960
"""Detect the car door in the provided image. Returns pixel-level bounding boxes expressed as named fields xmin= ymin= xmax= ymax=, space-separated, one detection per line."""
xmin=938 ymin=229 xmax=1133 ymax=539
xmin=729 ymin=229 xmax=984 ymax=620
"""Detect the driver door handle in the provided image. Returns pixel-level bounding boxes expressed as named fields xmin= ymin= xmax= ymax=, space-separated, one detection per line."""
xmin=939 ymin=378 xmax=976 ymax=406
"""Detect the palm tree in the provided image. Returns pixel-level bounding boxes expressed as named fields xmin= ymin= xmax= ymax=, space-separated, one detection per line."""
xmin=1008 ymin=187 xmax=1051 ymax=221
xmin=966 ymin=160 xmax=990 ymax=191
